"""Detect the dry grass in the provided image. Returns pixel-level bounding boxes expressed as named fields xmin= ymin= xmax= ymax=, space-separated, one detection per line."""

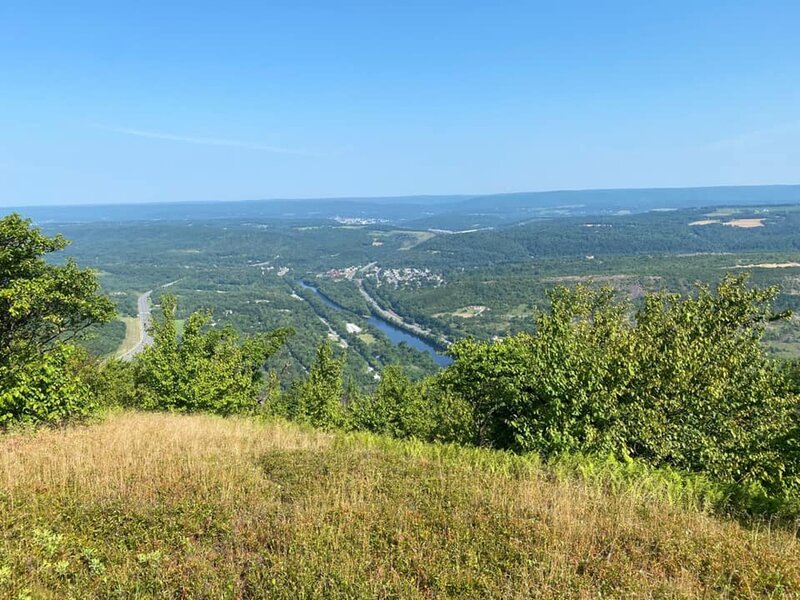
xmin=114 ymin=316 xmax=142 ymax=358
xmin=1 ymin=411 xmax=799 ymax=598
xmin=689 ymin=219 xmax=721 ymax=226
xmin=724 ymin=219 xmax=766 ymax=228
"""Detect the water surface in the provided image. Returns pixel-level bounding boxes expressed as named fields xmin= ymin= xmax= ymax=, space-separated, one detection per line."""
xmin=298 ymin=280 xmax=452 ymax=367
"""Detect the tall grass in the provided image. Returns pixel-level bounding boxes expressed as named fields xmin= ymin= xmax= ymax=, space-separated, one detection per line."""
xmin=1 ymin=411 xmax=799 ymax=598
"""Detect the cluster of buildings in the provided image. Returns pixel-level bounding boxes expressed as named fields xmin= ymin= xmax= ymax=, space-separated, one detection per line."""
xmin=320 ymin=263 xmax=444 ymax=289
xmin=370 ymin=267 xmax=444 ymax=288
xmin=333 ymin=216 xmax=388 ymax=225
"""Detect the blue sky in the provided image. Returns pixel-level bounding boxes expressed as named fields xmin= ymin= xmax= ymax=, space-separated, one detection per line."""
xmin=1 ymin=0 xmax=798 ymax=206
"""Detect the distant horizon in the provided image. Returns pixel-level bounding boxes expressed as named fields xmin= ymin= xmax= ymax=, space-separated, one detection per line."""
xmin=6 ymin=181 xmax=800 ymax=210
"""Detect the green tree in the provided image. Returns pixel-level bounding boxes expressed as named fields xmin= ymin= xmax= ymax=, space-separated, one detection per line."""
xmin=444 ymin=284 xmax=636 ymax=453
xmin=628 ymin=274 xmax=795 ymax=491
xmin=0 ymin=214 xmax=114 ymax=425
xmin=287 ymin=342 xmax=344 ymax=428
xmin=349 ymin=365 xmax=432 ymax=438
xmin=133 ymin=294 xmax=292 ymax=415
xmin=444 ymin=274 xmax=798 ymax=494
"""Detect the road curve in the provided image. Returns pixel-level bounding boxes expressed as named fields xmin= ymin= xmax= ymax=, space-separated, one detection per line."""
xmin=120 ymin=290 xmax=154 ymax=361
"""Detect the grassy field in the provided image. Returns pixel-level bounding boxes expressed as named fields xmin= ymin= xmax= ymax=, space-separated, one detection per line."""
xmin=1 ymin=412 xmax=799 ymax=598
xmin=113 ymin=316 xmax=142 ymax=358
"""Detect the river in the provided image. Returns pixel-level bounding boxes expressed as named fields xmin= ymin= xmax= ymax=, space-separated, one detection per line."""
xmin=297 ymin=281 xmax=453 ymax=367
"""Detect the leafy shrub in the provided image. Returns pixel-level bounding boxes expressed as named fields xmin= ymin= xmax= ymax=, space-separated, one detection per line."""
xmin=444 ymin=274 xmax=799 ymax=494
xmin=133 ymin=294 xmax=291 ymax=415
xmin=0 ymin=214 xmax=114 ymax=426
xmin=347 ymin=366 xmax=477 ymax=443
xmin=80 ymin=357 xmax=136 ymax=409
xmin=626 ymin=275 xmax=795 ymax=492
xmin=422 ymin=380 xmax=477 ymax=445
xmin=349 ymin=365 xmax=432 ymax=438
xmin=283 ymin=342 xmax=345 ymax=428
xmin=444 ymin=284 xmax=636 ymax=453
xmin=783 ymin=359 xmax=800 ymax=395
xmin=0 ymin=344 xmax=95 ymax=426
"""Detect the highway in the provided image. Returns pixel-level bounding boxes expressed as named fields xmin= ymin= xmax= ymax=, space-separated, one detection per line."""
xmin=120 ymin=290 xmax=154 ymax=360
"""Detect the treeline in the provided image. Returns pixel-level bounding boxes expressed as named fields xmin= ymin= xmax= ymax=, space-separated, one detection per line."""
xmin=99 ymin=275 xmax=800 ymax=515
xmin=417 ymin=208 xmax=800 ymax=267
xmin=3 ymin=215 xmax=800 ymax=517
xmin=259 ymin=275 xmax=800 ymax=506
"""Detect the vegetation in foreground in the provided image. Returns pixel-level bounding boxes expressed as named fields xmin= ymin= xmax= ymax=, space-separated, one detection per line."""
xmin=1 ymin=411 xmax=799 ymax=599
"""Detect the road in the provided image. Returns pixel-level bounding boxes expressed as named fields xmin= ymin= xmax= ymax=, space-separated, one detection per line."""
xmin=120 ymin=290 xmax=154 ymax=360
xmin=355 ymin=279 xmax=451 ymax=347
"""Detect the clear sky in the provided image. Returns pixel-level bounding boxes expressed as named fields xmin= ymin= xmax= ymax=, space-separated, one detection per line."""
xmin=1 ymin=0 xmax=798 ymax=206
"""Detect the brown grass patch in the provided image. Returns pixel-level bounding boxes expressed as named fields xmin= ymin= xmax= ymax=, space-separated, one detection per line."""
xmin=0 ymin=412 xmax=798 ymax=598
xmin=113 ymin=316 xmax=142 ymax=358
xmin=724 ymin=218 xmax=765 ymax=228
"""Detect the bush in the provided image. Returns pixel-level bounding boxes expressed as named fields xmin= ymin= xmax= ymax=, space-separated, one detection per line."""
xmin=0 ymin=344 xmax=95 ymax=426
xmin=783 ymin=359 xmax=800 ymax=395
xmin=423 ymin=380 xmax=477 ymax=445
xmin=349 ymin=365 xmax=432 ymax=438
xmin=133 ymin=294 xmax=291 ymax=415
xmin=283 ymin=342 xmax=345 ymax=428
xmin=0 ymin=214 xmax=114 ymax=426
xmin=81 ymin=357 xmax=136 ymax=409
xmin=443 ymin=274 xmax=799 ymax=494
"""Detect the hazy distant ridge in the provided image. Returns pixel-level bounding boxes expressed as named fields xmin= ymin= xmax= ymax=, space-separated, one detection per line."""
xmin=11 ymin=184 xmax=800 ymax=224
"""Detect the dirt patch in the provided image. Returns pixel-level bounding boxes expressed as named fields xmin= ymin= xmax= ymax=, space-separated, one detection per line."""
xmin=689 ymin=219 xmax=720 ymax=226
xmin=723 ymin=219 xmax=764 ymax=228
xmin=732 ymin=262 xmax=800 ymax=269
xmin=452 ymin=306 xmax=489 ymax=318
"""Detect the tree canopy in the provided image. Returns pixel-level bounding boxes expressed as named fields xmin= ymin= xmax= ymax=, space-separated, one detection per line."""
xmin=0 ymin=214 xmax=115 ymax=424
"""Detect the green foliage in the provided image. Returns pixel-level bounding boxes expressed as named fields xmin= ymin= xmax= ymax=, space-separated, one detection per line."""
xmin=0 ymin=214 xmax=114 ymax=425
xmin=81 ymin=358 xmax=136 ymax=409
xmin=284 ymin=342 xmax=345 ymax=428
xmin=133 ymin=294 xmax=292 ymax=415
xmin=627 ymin=275 xmax=795 ymax=492
xmin=0 ymin=344 xmax=95 ymax=426
xmin=421 ymin=380 xmax=477 ymax=445
xmin=444 ymin=274 xmax=799 ymax=494
xmin=783 ymin=359 xmax=800 ymax=394
xmin=349 ymin=365 xmax=432 ymax=438
xmin=0 ymin=214 xmax=115 ymax=370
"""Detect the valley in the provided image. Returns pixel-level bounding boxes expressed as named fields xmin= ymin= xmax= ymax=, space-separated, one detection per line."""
xmin=43 ymin=191 xmax=800 ymax=385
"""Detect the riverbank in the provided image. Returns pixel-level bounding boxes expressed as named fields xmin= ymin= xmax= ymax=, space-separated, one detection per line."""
xmin=299 ymin=280 xmax=452 ymax=367
xmin=355 ymin=279 xmax=451 ymax=348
